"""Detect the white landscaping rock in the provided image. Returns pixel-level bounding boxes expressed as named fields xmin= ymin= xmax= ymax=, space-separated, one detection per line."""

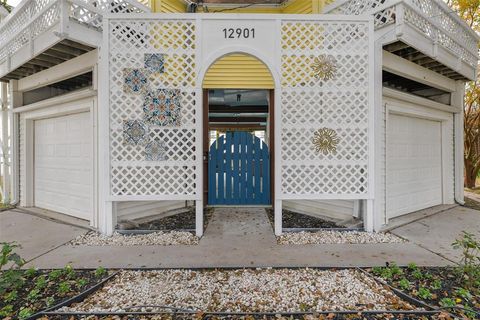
xmin=277 ymin=231 xmax=406 ymax=245
xmin=62 ymin=269 xmax=416 ymax=313
xmin=70 ymin=231 xmax=199 ymax=246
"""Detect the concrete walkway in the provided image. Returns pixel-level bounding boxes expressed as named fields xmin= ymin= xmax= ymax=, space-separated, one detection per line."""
xmin=3 ymin=207 xmax=462 ymax=269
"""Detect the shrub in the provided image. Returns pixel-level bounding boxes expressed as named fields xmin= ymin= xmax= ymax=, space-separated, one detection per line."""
xmin=452 ymin=231 xmax=480 ymax=288
xmin=417 ymin=287 xmax=433 ymax=300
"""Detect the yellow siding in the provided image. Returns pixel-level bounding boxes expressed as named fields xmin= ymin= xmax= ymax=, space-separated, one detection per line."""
xmin=150 ymin=0 xmax=329 ymax=89
xmin=203 ymin=54 xmax=274 ymax=89
xmin=283 ymin=0 xmax=313 ymax=14
xmin=151 ymin=0 xmax=186 ymax=13
xmin=151 ymin=0 xmax=328 ymax=14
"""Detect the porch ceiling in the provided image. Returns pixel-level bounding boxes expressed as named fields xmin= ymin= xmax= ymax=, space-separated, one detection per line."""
xmin=384 ymin=41 xmax=469 ymax=81
xmin=0 ymin=40 xmax=95 ymax=82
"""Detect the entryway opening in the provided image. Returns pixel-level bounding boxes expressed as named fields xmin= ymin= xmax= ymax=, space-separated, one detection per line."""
xmin=206 ymin=89 xmax=273 ymax=206
xmin=201 ymin=53 xmax=275 ymax=207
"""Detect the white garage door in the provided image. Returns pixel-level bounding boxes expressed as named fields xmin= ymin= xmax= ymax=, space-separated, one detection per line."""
xmin=34 ymin=112 xmax=92 ymax=220
xmin=387 ymin=114 xmax=442 ymax=219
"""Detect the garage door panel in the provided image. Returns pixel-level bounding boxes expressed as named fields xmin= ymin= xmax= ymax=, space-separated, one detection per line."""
xmin=34 ymin=112 xmax=92 ymax=221
xmin=387 ymin=114 xmax=442 ymax=219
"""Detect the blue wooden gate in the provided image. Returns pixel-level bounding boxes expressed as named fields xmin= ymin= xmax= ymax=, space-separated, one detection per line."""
xmin=208 ymin=131 xmax=270 ymax=205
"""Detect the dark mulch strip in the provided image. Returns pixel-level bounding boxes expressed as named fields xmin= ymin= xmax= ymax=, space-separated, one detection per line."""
xmin=41 ymin=313 xmax=450 ymax=320
xmin=463 ymin=197 xmax=480 ymax=211
xmin=265 ymin=208 xmax=345 ymax=229
xmin=135 ymin=207 xmax=214 ymax=231
xmin=368 ymin=265 xmax=480 ymax=319
xmin=0 ymin=268 xmax=110 ymax=319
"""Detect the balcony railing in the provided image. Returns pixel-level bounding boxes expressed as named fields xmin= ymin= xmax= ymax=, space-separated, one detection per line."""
xmin=0 ymin=0 xmax=149 ymax=74
xmin=325 ymin=0 xmax=479 ymax=72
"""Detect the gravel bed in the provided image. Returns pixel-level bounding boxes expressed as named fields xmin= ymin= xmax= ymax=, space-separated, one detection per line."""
xmin=266 ymin=209 xmax=346 ymax=229
xmin=277 ymin=231 xmax=406 ymax=245
xmin=61 ymin=269 xmax=417 ymax=313
xmin=118 ymin=207 xmax=214 ymax=231
xmin=70 ymin=231 xmax=199 ymax=246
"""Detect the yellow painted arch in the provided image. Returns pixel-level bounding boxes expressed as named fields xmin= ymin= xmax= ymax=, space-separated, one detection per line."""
xmin=203 ymin=53 xmax=275 ymax=89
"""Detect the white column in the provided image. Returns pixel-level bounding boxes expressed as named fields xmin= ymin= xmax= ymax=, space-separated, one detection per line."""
xmin=0 ymin=82 xmax=9 ymax=204
xmin=274 ymin=199 xmax=282 ymax=235
xmin=8 ymin=80 xmax=21 ymax=206
xmin=364 ymin=199 xmax=374 ymax=232
xmin=97 ymin=19 xmax=114 ymax=235
xmin=453 ymin=80 xmax=465 ymax=204
xmin=195 ymin=200 xmax=203 ymax=237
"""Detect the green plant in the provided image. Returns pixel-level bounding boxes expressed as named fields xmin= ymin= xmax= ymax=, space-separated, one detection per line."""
xmin=431 ymin=279 xmax=442 ymax=290
xmin=389 ymin=263 xmax=403 ymax=277
xmin=372 ymin=266 xmax=383 ymax=276
xmin=57 ymin=281 xmax=71 ymax=295
xmin=95 ymin=266 xmax=106 ymax=277
xmin=407 ymin=262 xmax=418 ymax=271
xmin=18 ymin=307 xmax=33 ymax=320
xmin=412 ymin=269 xmax=424 ymax=280
xmin=76 ymin=278 xmax=88 ymax=288
xmin=0 ymin=305 xmax=14 ymax=317
xmin=24 ymin=267 xmax=37 ymax=278
xmin=35 ymin=274 xmax=47 ymax=289
xmin=398 ymin=278 xmax=411 ymax=291
xmin=452 ymin=232 xmax=480 ymax=288
xmin=0 ymin=269 xmax=24 ymax=295
xmin=27 ymin=288 xmax=40 ymax=301
xmin=48 ymin=269 xmax=63 ymax=281
xmin=0 ymin=242 xmax=24 ymax=270
xmin=455 ymin=287 xmax=472 ymax=300
xmin=439 ymin=297 xmax=456 ymax=308
xmin=63 ymin=264 xmax=76 ymax=279
xmin=417 ymin=287 xmax=433 ymax=300
xmin=45 ymin=296 xmax=55 ymax=307
xmin=4 ymin=289 xmax=17 ymax=302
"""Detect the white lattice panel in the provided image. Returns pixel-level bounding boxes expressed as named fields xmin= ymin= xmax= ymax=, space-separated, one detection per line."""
xmin=280 ymin=20 xmax=371 ymax=197
xmin=108 ymin=18 xmax=197 ymax=197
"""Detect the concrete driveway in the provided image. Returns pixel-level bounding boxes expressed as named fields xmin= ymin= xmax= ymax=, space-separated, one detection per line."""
xmin=0 ymin=205 xmax=478 ymax=268
xmin=391 ymin=205 xmax=480 ymax=263
xmin=0 ymin=209 xmax=88 ymax=263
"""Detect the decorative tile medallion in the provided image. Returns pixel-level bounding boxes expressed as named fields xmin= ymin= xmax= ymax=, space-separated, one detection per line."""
xmin=143 ymin=89 xmax=182 ymax=126
xmin=312 ymin=128 xmax=340 ymax=155
xmin=123 ymin=68 xmax=149 ymax=94
xmin=145 ymin=140 xmax=167 ymax=161
xmin=311 ymin=55 xmax=337 ymax=81
xmin=144 ymin=53 xmax=165 ymax=74
xmin=123 ymin=120 xmax=149 ymax=146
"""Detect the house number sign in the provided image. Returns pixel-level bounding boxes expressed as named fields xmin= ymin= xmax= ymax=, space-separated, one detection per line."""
xmin=223 ymin=28 xmax=255 ymax=39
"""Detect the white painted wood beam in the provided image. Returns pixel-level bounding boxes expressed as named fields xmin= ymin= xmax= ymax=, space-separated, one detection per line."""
xmin=383 ymin=50 xmax=456 ymax=92
xmin=383 ymin=87 xmax=461 ymax=114
xmin=17 ymin=50 xmax=97 ymax=92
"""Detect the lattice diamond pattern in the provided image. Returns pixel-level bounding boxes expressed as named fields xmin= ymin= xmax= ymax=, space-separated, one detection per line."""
xmin=281 ymin=21 xmax=370 ymax=196
xmin=282 ymin=165 xmax=368 ymax=195
xmin=108 ymin=18 xmax=197 ymax=197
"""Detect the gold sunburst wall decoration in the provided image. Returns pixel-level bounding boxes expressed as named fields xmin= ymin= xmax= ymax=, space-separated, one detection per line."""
xmin=312 ymin=128 xmax=340 ymax=155
xmin=311 ymin=55 xmax=337 ymax=81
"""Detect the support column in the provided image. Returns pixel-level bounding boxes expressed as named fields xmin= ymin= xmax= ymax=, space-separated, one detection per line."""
xmin=364 ymin=199 xmax=374 ymax=232
xmin=274 ymin=199 xmax=282 ymax=235
xmin=97 ymin=29 xmax=114 ymax=235
xmin=8 ymin=80 xmax=21 ymax=206
xmin=195 ymin=200 xmax=203 ymax=237
xmin=0 ymin=82 xmax=9 ymax=204
xmin=453 ymin=80 xmax=466 ymax=204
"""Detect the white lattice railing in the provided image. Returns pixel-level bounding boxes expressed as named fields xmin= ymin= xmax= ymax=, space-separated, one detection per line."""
xmin=0 ymin=0 xmax=149 ymax=63
xmin=325 ymin=0 xmax=479 ymax=68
